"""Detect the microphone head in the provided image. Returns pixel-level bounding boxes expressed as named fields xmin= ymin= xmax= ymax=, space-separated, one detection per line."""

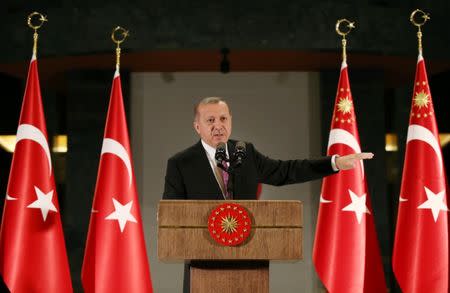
xmin=235 ymin=141 xmax=246 ymax=152
xmin=216 ymin=142 xmax=226 ymax=151
xmin=233 ymin=141 xmax=246 ymax=167
xmin=215 ymin=142 xmax=227 ymax=164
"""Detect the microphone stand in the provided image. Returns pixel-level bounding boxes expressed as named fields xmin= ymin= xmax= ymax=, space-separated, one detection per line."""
xmin=216 ymin=142 xmax=246 ymax=200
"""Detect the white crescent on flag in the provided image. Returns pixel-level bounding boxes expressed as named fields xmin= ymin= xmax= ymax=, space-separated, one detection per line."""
xmin=406 ymin=124 xmax=443 ymax=174
xmin=101 ymin=138 xmax=133 ymax=187
xmin=16 ymin=124 xmax=52 ymax=175
xmin=320 ymin=194 xmax=333 ymax=203
xmin=6 ymin=194 xmax=17 ymax=201
xmin=328 ymin=128 xmax=365 ymax=178
xmin=398 ymin=124 xmax=443 ymax=203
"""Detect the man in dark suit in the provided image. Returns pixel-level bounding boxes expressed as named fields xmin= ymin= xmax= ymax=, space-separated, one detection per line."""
xmin=163 ymin=97 xmax=372 ymax=200
xmin=163 ymin=97 xmax=373 ymax=292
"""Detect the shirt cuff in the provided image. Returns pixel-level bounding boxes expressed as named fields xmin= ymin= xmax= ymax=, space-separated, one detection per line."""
xmin=331 ymin=154 xmax=339 ymax=171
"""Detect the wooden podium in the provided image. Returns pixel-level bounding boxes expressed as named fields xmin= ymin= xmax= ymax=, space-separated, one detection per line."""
xmin=158 ymin=200 xmax=302 ymax=293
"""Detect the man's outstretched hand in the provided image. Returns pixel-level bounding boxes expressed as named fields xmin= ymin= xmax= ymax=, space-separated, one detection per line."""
xmin=335 ymin=152 xmax=374 ymax=170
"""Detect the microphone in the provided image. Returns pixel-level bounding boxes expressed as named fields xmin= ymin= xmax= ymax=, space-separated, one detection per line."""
xmin=233 ymin=141 xmax=246 ymax=167
xmin=215 ymin=142 xmax=227 ymax=165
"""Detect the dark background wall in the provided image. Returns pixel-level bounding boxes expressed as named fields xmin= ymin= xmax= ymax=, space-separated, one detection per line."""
xmin=0 ymin=1 xmax=449 ymax=292
xmin=1 ymin=0 xmax=450 ymax=61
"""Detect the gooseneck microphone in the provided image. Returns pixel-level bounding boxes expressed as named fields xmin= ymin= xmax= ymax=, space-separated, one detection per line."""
xmin=213 ymin=141 xmax=246 ymax=200
xmin=215 ymin=142 xmax=228 ymax=165
xmin=233 ymin=141 xmax=246 ymax=167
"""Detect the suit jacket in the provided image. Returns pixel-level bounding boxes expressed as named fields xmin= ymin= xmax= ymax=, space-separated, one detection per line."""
xmin=163 ymin=140 xmax=337 ymax=292
xmin=163 ymin=140 xmax=336 ymax=200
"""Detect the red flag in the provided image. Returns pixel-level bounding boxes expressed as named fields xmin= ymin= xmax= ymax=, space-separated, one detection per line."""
xmin=393 ymin=55 xmax=449 ymax=292
xmin=0 ymin=57 xmax=72 ymax=292
xmin=313 ymin=62 xmax=386 ymax=292
xmin=82 ymin=70 xmax=153 ymax=292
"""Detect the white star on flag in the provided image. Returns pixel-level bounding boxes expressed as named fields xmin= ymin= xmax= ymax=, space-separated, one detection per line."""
xmin=417 ymin=186 xmax=448 ymax=222
xmin=27 ymin=186 xmax=58 ymax=221
xmin=105 ymin=198 xmax=137 ymax=232
xmin=342 ymin=189 xmax=371 ymax=223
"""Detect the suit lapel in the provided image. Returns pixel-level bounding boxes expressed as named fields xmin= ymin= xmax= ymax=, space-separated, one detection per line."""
xmin=227 ymin=140 xmax=242 ymax=199
xmin=227 ymin=140 xmax=236 ymax=159
xmin=194 ymin=141 xmax=223 ymax=198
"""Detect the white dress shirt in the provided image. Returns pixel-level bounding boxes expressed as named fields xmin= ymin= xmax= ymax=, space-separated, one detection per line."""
xmin=201 ymin=140 xmax=229 ymax=197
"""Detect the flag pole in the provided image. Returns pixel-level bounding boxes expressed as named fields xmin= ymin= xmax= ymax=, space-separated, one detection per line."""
xmin=335 ymin=18 xmax=355 ymax=64
xmin=410 ymin=9 xmax=430 ymax=56
xmin=27 ymin=12 xmax=47 ymax=58
xmin=111 ymin=26 xmax=129 ymax=72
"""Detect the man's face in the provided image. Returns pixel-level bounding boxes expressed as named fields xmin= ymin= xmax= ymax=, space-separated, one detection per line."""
xmin=194 ymin=102 xmax=232 ymax=148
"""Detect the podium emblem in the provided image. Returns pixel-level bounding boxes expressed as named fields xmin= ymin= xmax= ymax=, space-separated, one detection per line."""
xmin=208 ymin=203 xmax=252 ymax=246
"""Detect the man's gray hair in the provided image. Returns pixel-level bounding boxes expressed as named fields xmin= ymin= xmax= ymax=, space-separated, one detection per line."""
xmin=193 ymin=97 xmax=230 ymax=120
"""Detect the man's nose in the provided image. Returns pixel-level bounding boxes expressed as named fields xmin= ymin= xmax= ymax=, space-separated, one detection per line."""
xmin=213 ymin=120 xmax=223 ymax=128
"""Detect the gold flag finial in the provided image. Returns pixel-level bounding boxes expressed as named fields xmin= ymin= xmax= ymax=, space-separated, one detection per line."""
xmin=27 ymin=12 xmax=48 ymax=58
xmin=111 ymin=26 xmax=129 ymax=71
xmin=410 ymin=9 xmax=430 ymax=55
xmin=336 ymin=19 xmax=355 ymax=63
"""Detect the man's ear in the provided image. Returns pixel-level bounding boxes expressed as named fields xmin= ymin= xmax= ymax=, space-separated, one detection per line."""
xmin=193 ymin=121 xmax=200 ymax=134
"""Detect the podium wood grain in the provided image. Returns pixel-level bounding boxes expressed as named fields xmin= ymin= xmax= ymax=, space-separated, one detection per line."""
xmin=158 ymin=200 xmax=302 ymax=261
xmin=190 ymin=266 xmax=269 ymax=293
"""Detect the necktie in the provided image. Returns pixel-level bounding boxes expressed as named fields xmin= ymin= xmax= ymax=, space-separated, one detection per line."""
xmin=221 ymin=164 xmax=230 ymax=199
xmin=214 ymin=163 xmax=231 ymax=199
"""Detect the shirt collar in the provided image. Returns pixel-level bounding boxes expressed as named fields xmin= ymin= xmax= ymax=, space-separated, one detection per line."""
xmin=201 ymin=140 xmax=229 ymax=161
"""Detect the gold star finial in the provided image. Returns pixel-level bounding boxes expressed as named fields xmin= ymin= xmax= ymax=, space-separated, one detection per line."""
xmin=337 ymin=96 xmax=353 ymax=114
xmin=39 ymin=14 xmax=48 ymax=24
xmin=413 ymin=90 xmax=430 ymax=109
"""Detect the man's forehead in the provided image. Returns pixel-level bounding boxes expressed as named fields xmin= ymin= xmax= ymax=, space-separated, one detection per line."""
xmin=198 ymin=103 xmax=230 ymax=115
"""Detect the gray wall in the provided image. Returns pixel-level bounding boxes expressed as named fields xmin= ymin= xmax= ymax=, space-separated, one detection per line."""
xmin=130 ymin=71 xmax=323 ymax=292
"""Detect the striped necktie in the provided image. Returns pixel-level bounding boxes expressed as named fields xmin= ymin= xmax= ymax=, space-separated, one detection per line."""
xmin=221 ymin=163 xmax=230 ymax=199
xmin=215 ymin=162 xmax=231 ymax=199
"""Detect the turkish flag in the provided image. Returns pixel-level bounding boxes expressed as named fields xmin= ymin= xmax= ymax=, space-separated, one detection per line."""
xmin=313 ymin=62 xmax=386 ymax=292
xmin=0 ymin=57 xmax=72 ymax=292
xmin=392 ymin=55 xmax=449 ymax=292
xmin=82 ymin=70 xmax=153 ymax=292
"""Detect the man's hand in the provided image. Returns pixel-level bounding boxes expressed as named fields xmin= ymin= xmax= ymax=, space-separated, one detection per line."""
xmin=335 ymin=153 xmax=374 ymax=170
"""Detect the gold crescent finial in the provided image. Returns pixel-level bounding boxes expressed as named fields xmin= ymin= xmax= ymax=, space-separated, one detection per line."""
xmin=27 ymin=12 xmax=47 ymax=30
xmin=410 ymin=9 xmax=430 ymax=55
xmin=111 ymin=26 xmax=129 ymax=44
xmin=111 ymin=26 xmax=129 ymax=70
xmin=336 ymin=19 xmax=355 ymax=63
xmin=27 ymin=12 xmax=48 ymax=57
xmin=336 ymin=19 xmax=355 ymax=37
xmin=410 ymin=9 xmax=430 ymax=27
